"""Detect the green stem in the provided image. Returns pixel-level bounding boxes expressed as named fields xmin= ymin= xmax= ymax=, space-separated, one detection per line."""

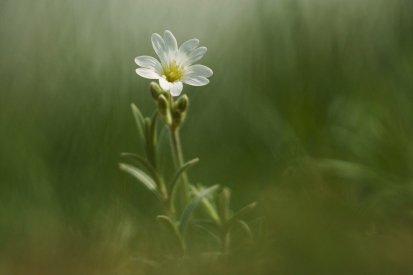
xmin=168 ymin=95 xmax=190 ymax=206
xmin=169 ymin=127 xmax=190 ymax=205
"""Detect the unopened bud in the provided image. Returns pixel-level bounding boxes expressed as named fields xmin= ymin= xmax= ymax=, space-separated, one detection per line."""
xmin=150 ymin=82 xmax=163 ymax=101
xmin=158 ymin=95 xmax=168 ymax=114
xmin=222 ymin=188 xmax=231 ymax=203
xmin=174 ymin=95 xmax=189 ymax=113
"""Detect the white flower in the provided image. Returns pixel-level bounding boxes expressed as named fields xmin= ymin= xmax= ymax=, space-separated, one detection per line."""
xmin=135 ymin=30 xmax=213 ymax=97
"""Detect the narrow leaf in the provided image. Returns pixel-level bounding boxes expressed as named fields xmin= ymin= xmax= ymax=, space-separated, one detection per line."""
xmin=227 ymin=202 xmax=256 ymax=228
xmin=143 ymin=117 xmax=155 ymax=166
xmin=237 ymin=220 xmax=253 ymax=242
xmin=156 ymin=215 xmax=184 ymax=254
xmin=168 ymin=158 xmax=199 ymax=201
xmin=147 ymin=111 xmax=159 ymax=171
xmin=179 ymin=184 xmax=220 ymax=236
xmin=131 ymin=103 xmax=146 ymax=147
xmin=191 ymin=185 xmax=221 ymax=224
xmin=119 ymin=163 xmax=161 ymax=201
xmin=120 ymin=153 xmax=162 ymax=189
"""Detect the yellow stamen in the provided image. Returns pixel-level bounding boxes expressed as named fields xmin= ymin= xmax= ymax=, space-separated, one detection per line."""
xmin=162 ymin=59 xmax=184 ymax=82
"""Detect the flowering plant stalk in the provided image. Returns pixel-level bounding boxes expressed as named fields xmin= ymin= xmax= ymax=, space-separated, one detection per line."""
xmin=119 ymin=31 xmax=264 ymax=260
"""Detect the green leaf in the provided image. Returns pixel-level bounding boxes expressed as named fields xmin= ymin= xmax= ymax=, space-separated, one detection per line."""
xmin=237 ymin=220 xmax=253 ymax=242
xmin=120 ymin=153 xmax=162 ymax=189
xmin=143 ymin=117 xmax=159 ymax=169
xmin=191 ymin=185 xmax=221 ymax=224
xmin=227 ymin=202 xmax=256 ymax=228
xmin=131 ymin=103 xmax=146 ymax=147
xmin=119 ymin=163 xmax=161 ymax=201
xmin=179 ymin=184 xmax=220 ymax=236
xmin=156 ymin=215 xmax=184 ymax=254
xmin=168 ymin=158 xmax=199 ymax=202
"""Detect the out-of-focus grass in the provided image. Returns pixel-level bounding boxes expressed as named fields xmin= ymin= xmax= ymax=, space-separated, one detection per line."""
xmin=0 ymin=0 xmax=412 ymax=274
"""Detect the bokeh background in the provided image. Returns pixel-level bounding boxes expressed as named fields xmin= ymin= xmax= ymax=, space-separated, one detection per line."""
xmin=1 ymin=0 xmax=412 ymax=274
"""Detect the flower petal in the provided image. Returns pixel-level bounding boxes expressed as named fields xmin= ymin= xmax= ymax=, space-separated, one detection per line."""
xmin=179 ymin=39 xmax=199 ymax=56
xmin=135 ymin=56 xmax=162 ymax=74
xmin=170 ymin=81 xmax=183 ymax=96
xmin=181 ymin=75 xmax=210 ymax=86
xmin=163 ymin=30 xmax=178 ymax=61
xmin=185 ymin=65 xmax=213 ymax=78
xmin=136 ymin=68 xmax=161 ymax=79
xmin=159 ymin=77 xmax=170 ymax=91
xmin=183 ymin=47 xmax=207 ymax=66
xmin=151 ymin=33 xmax=167 ymax=65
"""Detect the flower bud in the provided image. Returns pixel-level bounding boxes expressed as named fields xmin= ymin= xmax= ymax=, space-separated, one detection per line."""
xmin=150 ymin=82 xmax=163 ymax=101
xmin=158 ymin=94 xmax=172 ymax=126
xmin=174 ymin=95 xmax=189 ymax=113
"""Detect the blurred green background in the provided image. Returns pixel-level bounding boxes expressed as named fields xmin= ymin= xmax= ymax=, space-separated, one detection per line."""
xmin=1 ymin=0 xmax=412 ymax=274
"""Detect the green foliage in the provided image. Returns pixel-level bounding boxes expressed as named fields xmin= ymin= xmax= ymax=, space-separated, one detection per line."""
xmin=120 ymin=85 xmax=257 ymax=259
xmin=0 ymin=0 xmax=412 ymax=274
xmin=167 ymin=158 xmax=199 ymax=207
xmin=178 ymin=184 xmax=220 ymax=236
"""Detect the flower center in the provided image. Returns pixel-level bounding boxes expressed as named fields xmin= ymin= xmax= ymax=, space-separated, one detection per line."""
xmin=162 ymin=59 xmax=184 ymax=82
